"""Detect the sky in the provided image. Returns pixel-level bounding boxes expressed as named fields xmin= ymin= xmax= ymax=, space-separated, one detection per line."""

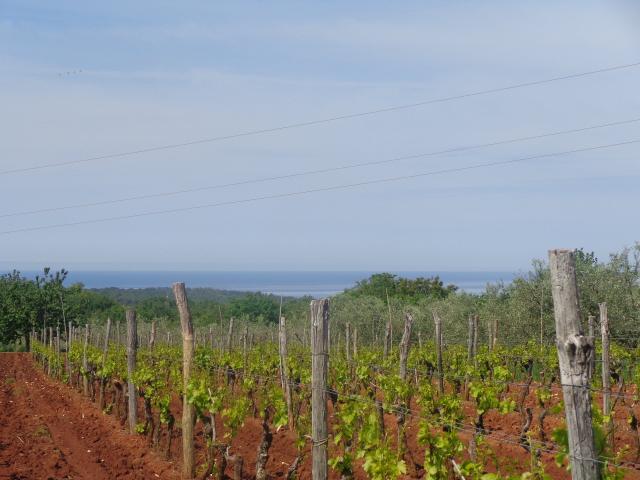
xmin=0 ymin=1 xmax=639 ymax=272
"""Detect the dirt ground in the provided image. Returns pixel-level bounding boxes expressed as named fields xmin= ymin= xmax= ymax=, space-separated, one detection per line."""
xmin=0 ymin=352 xmax=180 ymax=480
xmin=3 ymin=352 xmax=640 ymax=479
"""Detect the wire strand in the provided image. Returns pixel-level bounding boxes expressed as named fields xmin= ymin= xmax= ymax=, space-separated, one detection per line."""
xmin=3 ymin=116 xmax=639 ymax=219
xmin=3 ymin=61 xmax=639 ymax=176
xmin=1 ymin=138 xmax=637 ymax=235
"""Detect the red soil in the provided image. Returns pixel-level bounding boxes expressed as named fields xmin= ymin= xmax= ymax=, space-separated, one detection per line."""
xmin=3 ymin=352 xmax=640 ymax=479
xmin=0 ymin=353 xmax=180 ymax=480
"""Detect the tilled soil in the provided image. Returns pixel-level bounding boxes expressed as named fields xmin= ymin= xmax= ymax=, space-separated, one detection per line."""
xmin=0 ymin=352 xmax=180 ymax=480
xmin=3 ymin=352 xmax=640 ymax=479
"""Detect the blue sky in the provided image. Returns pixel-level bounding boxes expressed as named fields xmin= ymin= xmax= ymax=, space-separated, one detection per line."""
xmin=0 ymin=1 xmax=639 ymax=271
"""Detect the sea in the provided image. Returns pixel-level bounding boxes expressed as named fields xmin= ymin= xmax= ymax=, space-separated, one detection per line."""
xmin=29 ymin=270 xmax=518 ymax=297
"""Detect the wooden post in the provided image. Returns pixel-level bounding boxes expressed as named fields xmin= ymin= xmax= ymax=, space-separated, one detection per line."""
xmin=473 ymin=314 xmax=480 ymax=364
xmin=279 ymin=316 xmax=294 ymax=430
xmin=549 ymin=249 xmax=598 ymax=480
xmin=600 ymin=303 xmax=611 ymax=423
xmin=492 ymin=318 xmax=498 ymax=349
xmin=243 ymin=325 xmax=249 ymax=374
xmin=48 ymin=327 xmax=53 ymax=376
xmin=99 ymin=318 xmax=112 ymax=410
xmin=116 ymin=321 xmax=121 ymax=345
xmin=384 ymin=291 xmax=392 ymax=358
xmin=227 ymin=317 xmax=234 ymax=352
xmin=487 ymin=319 xmax=493 ymax=351
xmin=55 ymin=326 xmax=61 ymax=378
xmin=82 ymin=324 xmax=89 ymax=396
xmin=310 ymin=299 xmax=329 ymax=480
xmin=66 ymin=320 xmax=73 ymax=383
xmin=173 ymin=283 xmax=195 ymax=480
xmin=345 ymin=322 xmax=351 ymax=364
xmin=399 ymin=312 xmax=413 ymax=381
xmin=433 ymin=311 xmax=444 ymax=394
xmin=352 ymin=326 xmax=358 ymax=360
xmin=149 ymin=320 xmax=157 ymax=349
xmin=397 ymin=312 xmax=414 ymax=464
xmin=467 ymin=315 xmax=474 ymax=362
xmin=126 ymin=309 xmax=138 ymax=435
xmin=102 ymin=318 xmax=112 ymax=354
xmin=588 ymin=314 xmax=596 ymax=375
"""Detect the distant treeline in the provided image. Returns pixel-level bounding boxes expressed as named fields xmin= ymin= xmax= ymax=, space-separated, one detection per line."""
xmin=90 ymin=287 xmax=251 ymax=305
xmin=1 ymin=243 xmax=639 ymax=349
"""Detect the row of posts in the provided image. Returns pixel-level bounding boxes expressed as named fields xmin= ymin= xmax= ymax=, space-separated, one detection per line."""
xmin=30 ymin=249 xmax=610 ymax=480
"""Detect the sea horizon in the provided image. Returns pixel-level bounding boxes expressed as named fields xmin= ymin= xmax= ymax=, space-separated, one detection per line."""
xmin=7 ymin=270 xmax=519 ymax=297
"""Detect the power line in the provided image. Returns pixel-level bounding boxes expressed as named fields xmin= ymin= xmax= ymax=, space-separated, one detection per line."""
xmin=2 ymin=61 xmax=640 ymax=177
xmin=0 ymin=117 xmax=640 ymax=218
xmin=1 ymin=138 xmax=637 ymax=235
xmin=3 ymin=116 xmax=638 ymax=219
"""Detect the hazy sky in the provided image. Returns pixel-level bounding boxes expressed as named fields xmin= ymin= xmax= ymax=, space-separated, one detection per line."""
xmin=1 ymin=1 xmax=639 ymax=272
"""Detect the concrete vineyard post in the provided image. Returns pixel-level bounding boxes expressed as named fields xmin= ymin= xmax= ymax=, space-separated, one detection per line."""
xmin=126 ymin=309 xmax=138 ymax=435
xmin=549 ymin=249 xmax=598 ymax=480
xmin=173 ymin=283 xmax=195 ymax=480
xmin=310 ymin=299 xmax=329 ymax=480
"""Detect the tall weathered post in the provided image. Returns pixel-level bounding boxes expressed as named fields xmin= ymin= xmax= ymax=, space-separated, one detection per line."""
xmin=226 ymin=317 xmax=234 ymax=352
xmin=600 ymin=302 xmax=611 ymax=434
xmin=173 ymin=283 xmax=195 ymax=480
xmin=587 ymin=314 xmax=596 ymax=376
xmin=399 ymin=312 xmax=413 ymax=381
xmin=352 ymin=326 xmax=358 ymax=360
xmin=472 ymin=314 xmax=479 ymax=365
xmin=345 ymin=322 xmax=352 ymax=364
xmin=149 ymin=319 xmax=157 ymax=349
xmin=82 ymin=324 xmax=90 ymax=396
xmin=467 ymin=315 xmax=475 ymax=362
xmin=48 ymin=327 xmax=53 ymax=376
xmin=397 ymin=312 xmax=414 ymax=464
xmin=384 ymin=291 xmax=393 ymax=358
xmin=99 ymin=317 xmax=112 ymax=410
xmin=549 ymin=249 xmax=598 ymax=480
xmin=310 ymin=299 xmax=329 ymax=480
xmin=126 ymin=310 xmax=138 ymax=434
xmin=433 ymin=311 xmax=444 ymax=394
xmin=279 ymin=316 xmax=294 ymax=430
